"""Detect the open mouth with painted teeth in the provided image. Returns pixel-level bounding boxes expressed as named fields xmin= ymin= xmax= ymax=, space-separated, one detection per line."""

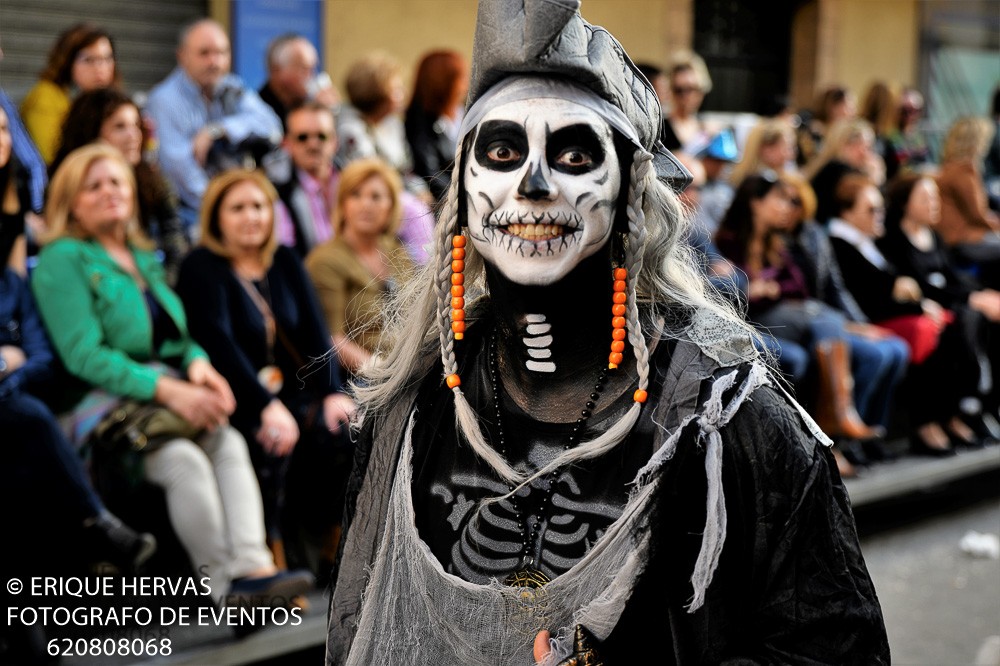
xmin=503 ymin=222 xmax=567 ymax=241
xmin=486 ymin=210 xmax=583 ymax=242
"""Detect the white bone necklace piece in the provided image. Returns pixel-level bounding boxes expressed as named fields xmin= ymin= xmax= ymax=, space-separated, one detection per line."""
xmin=523 ymin=313 xmax=556 ymax=372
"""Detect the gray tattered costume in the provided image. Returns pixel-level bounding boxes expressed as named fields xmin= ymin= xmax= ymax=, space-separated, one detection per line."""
xmin=327 ymin=1 xmax=888 ymax=664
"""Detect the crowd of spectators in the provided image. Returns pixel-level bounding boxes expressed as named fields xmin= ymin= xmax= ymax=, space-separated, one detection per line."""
xmin=1 ymin=17 xmax=999 ymax=657
xmin=640 ymin=55 xmax=1000 ymax=477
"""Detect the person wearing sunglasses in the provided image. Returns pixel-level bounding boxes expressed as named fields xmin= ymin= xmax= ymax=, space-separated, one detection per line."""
xmin=660 ymin=51 xmax=717 ymax=156
xmin=273 ymin=101 xmax=340 ymax=258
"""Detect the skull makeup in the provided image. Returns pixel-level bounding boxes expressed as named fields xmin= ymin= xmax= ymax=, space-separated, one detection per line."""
xmin=464 ymin=97 xmax=622 ymax=286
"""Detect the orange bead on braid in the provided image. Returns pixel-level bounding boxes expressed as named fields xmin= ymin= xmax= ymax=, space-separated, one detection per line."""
xmin=608 ymin=267 xmax=628 ymax=369
xmin=451 ymin=235 xmax=467 ymax=340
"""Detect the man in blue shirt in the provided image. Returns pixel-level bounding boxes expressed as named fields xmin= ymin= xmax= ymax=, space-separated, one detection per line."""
xmin=145 ymin=19 xmax=282 ymax=231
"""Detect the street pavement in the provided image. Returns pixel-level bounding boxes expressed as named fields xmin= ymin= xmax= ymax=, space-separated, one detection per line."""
xmin=859 ymin=488 xmax=1000 ymax=666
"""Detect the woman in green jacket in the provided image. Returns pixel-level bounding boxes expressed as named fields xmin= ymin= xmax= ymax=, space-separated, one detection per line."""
xmin=31 ymin=144 xmax=312 ymax=607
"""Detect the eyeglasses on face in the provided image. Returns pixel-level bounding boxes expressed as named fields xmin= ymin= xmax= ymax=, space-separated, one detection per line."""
xmin=76 ymin=54 xmax=115 ymax=67
xmin=672 ymin=86 xmax=702 ymax=96
xmin=293 ymin=132 xmax=329 ymax=143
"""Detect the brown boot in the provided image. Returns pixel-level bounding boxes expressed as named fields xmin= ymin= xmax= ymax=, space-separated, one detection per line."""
xmin=814 ymin=339 xmax=883 ymax=441
xmin=267 ymin=536 xmax=287 ymax=570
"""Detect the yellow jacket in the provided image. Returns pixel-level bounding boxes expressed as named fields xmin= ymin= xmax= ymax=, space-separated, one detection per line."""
xmin=20 ymin=80 xmax=70 ymax=164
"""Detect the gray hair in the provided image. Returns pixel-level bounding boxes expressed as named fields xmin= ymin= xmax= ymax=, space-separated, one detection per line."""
xmin=266 ymin=33 xmax=311 ymax=70
xmin=177 ymin=18 xmax=225 ymax=50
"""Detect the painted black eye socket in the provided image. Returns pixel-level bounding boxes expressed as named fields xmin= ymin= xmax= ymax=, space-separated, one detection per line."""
xmin=547 ymin=124 xmax=605 ymax=174
xmin=474 ymin=120 xmax=527 ymax=172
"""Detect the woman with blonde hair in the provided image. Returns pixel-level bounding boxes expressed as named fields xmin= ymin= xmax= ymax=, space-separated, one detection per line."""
xmin=31 ymin=145 xmax=312 ymax=608
xmin=796 ymin=84 xmax=856 ymax=167
xmin=935 ymin=116 xmax=1000 ymax=287
xmin=805 ymin=118 xmax=885 ymax=223
xmin=660 ymin=50 xmax=716 ymax=154
xmin=728 ymin=118 xmax=797 ymax=186
xmin=176 ymin=168 xmax=355 ymax=575
xmin=306 ymin=157 xmax=414 ymax=375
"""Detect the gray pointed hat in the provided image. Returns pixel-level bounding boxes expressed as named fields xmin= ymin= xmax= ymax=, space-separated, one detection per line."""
xmin=465 ymin=0 xmax=692 ymax=192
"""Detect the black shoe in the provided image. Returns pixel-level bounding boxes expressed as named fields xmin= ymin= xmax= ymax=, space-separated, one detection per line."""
xmin=961 ymin=412 xmax=1000 ymax=445
xmin=226 ymin=569 xmax=314 ymax=607
xmin=861 ymin=437 xmax=900 ymax=462
xmin=89 ymin=512 xmax=157 ymax=572
xmin=909 ymin=432 xmax=956 ymax=458
xmin=946 ymin=427 xmax=986 ymax=449
xmin=839 ymin=439 xmax=870 ymax=467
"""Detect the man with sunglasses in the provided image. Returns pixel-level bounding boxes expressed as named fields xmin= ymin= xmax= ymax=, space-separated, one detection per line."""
xmin=273 ymin=101 xmax=340 ymax=257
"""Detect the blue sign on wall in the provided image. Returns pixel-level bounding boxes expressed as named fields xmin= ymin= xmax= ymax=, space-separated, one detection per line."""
xmin=231 ymin=0 xmax=323 ymax=90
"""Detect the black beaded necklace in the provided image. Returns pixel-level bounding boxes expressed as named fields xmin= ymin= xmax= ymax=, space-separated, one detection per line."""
xmin=488 ymin=332 xmax=609 ymax=587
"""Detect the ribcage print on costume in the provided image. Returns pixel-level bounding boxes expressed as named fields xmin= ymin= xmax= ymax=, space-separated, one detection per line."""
xmin=431 ymin=467 xmax=624 ymax=583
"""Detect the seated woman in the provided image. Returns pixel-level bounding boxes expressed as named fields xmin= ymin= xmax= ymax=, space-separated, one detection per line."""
xmin=784 ymin=172 xmax=909 ymax=459
xmin=176 ymin=169 xmax=356 ymax=575
xmin=828 ymin=173 xmax=984 ymax=455
xmin=727 ymin=117 xmax=799 ymax=186
xmin=30 ymin=144 xmax=311 ymax=605
xmin=306 ymin=158 xmax=414 ymax=377
xmin=715 ymin=173 xmax=882 ymax=452
xmin=336 ymin=52 xmax=434 ymax=264
xmin=404 ymin=49 xmax=469 ymax=202
xmin=935 ymin=117 xmax=1000 ymax=288
xmin=0 ymin=106 xmax=30 ymax=273
xmin=1 ymin=262 xmax=156 ymax=572
xmin=796 ymin=84 xmax=856 ymax=168
xmin=21 ymin=23 xmax=118 ymax=165
xmin=50 ymin=88 xmax=189 ymax=283
xmin=880 ymin=173 xmax=1000 ymax=443
xmin=804 ymin=119 xmax=885 ymax=224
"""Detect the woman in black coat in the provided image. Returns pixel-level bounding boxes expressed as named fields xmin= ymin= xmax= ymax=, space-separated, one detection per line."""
xmin=879 ymin=173 xmax=1000 ymax=442
xmin=403 ymin=50 xmax=468 ymax=202
xmin=176 ymin=168 xmax=356 ymax=575
xmin=828 ymin=173 xmax=985 ymax=454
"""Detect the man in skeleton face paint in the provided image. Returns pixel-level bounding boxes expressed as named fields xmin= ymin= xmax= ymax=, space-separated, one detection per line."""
xmin=326 ymin=2 xmax=888 ymax=665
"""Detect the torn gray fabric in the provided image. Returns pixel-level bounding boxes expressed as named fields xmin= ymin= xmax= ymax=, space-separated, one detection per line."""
xmin=344 ymin=414 xmax=659 ymax=666
xmin=328 ymin=336 xmax=796 ymax=664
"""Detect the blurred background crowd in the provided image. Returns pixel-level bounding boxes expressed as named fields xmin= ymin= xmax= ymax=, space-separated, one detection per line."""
xmin=0 ymin=1 xmax=997 ymax=658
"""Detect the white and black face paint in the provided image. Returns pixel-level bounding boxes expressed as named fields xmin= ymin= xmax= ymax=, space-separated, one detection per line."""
xmin=464 ymin=98 xmax=621 ymax=286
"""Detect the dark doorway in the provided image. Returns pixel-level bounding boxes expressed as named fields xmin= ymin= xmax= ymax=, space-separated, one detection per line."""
xmin=694 ymin=0 xmax=807 ymax=114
